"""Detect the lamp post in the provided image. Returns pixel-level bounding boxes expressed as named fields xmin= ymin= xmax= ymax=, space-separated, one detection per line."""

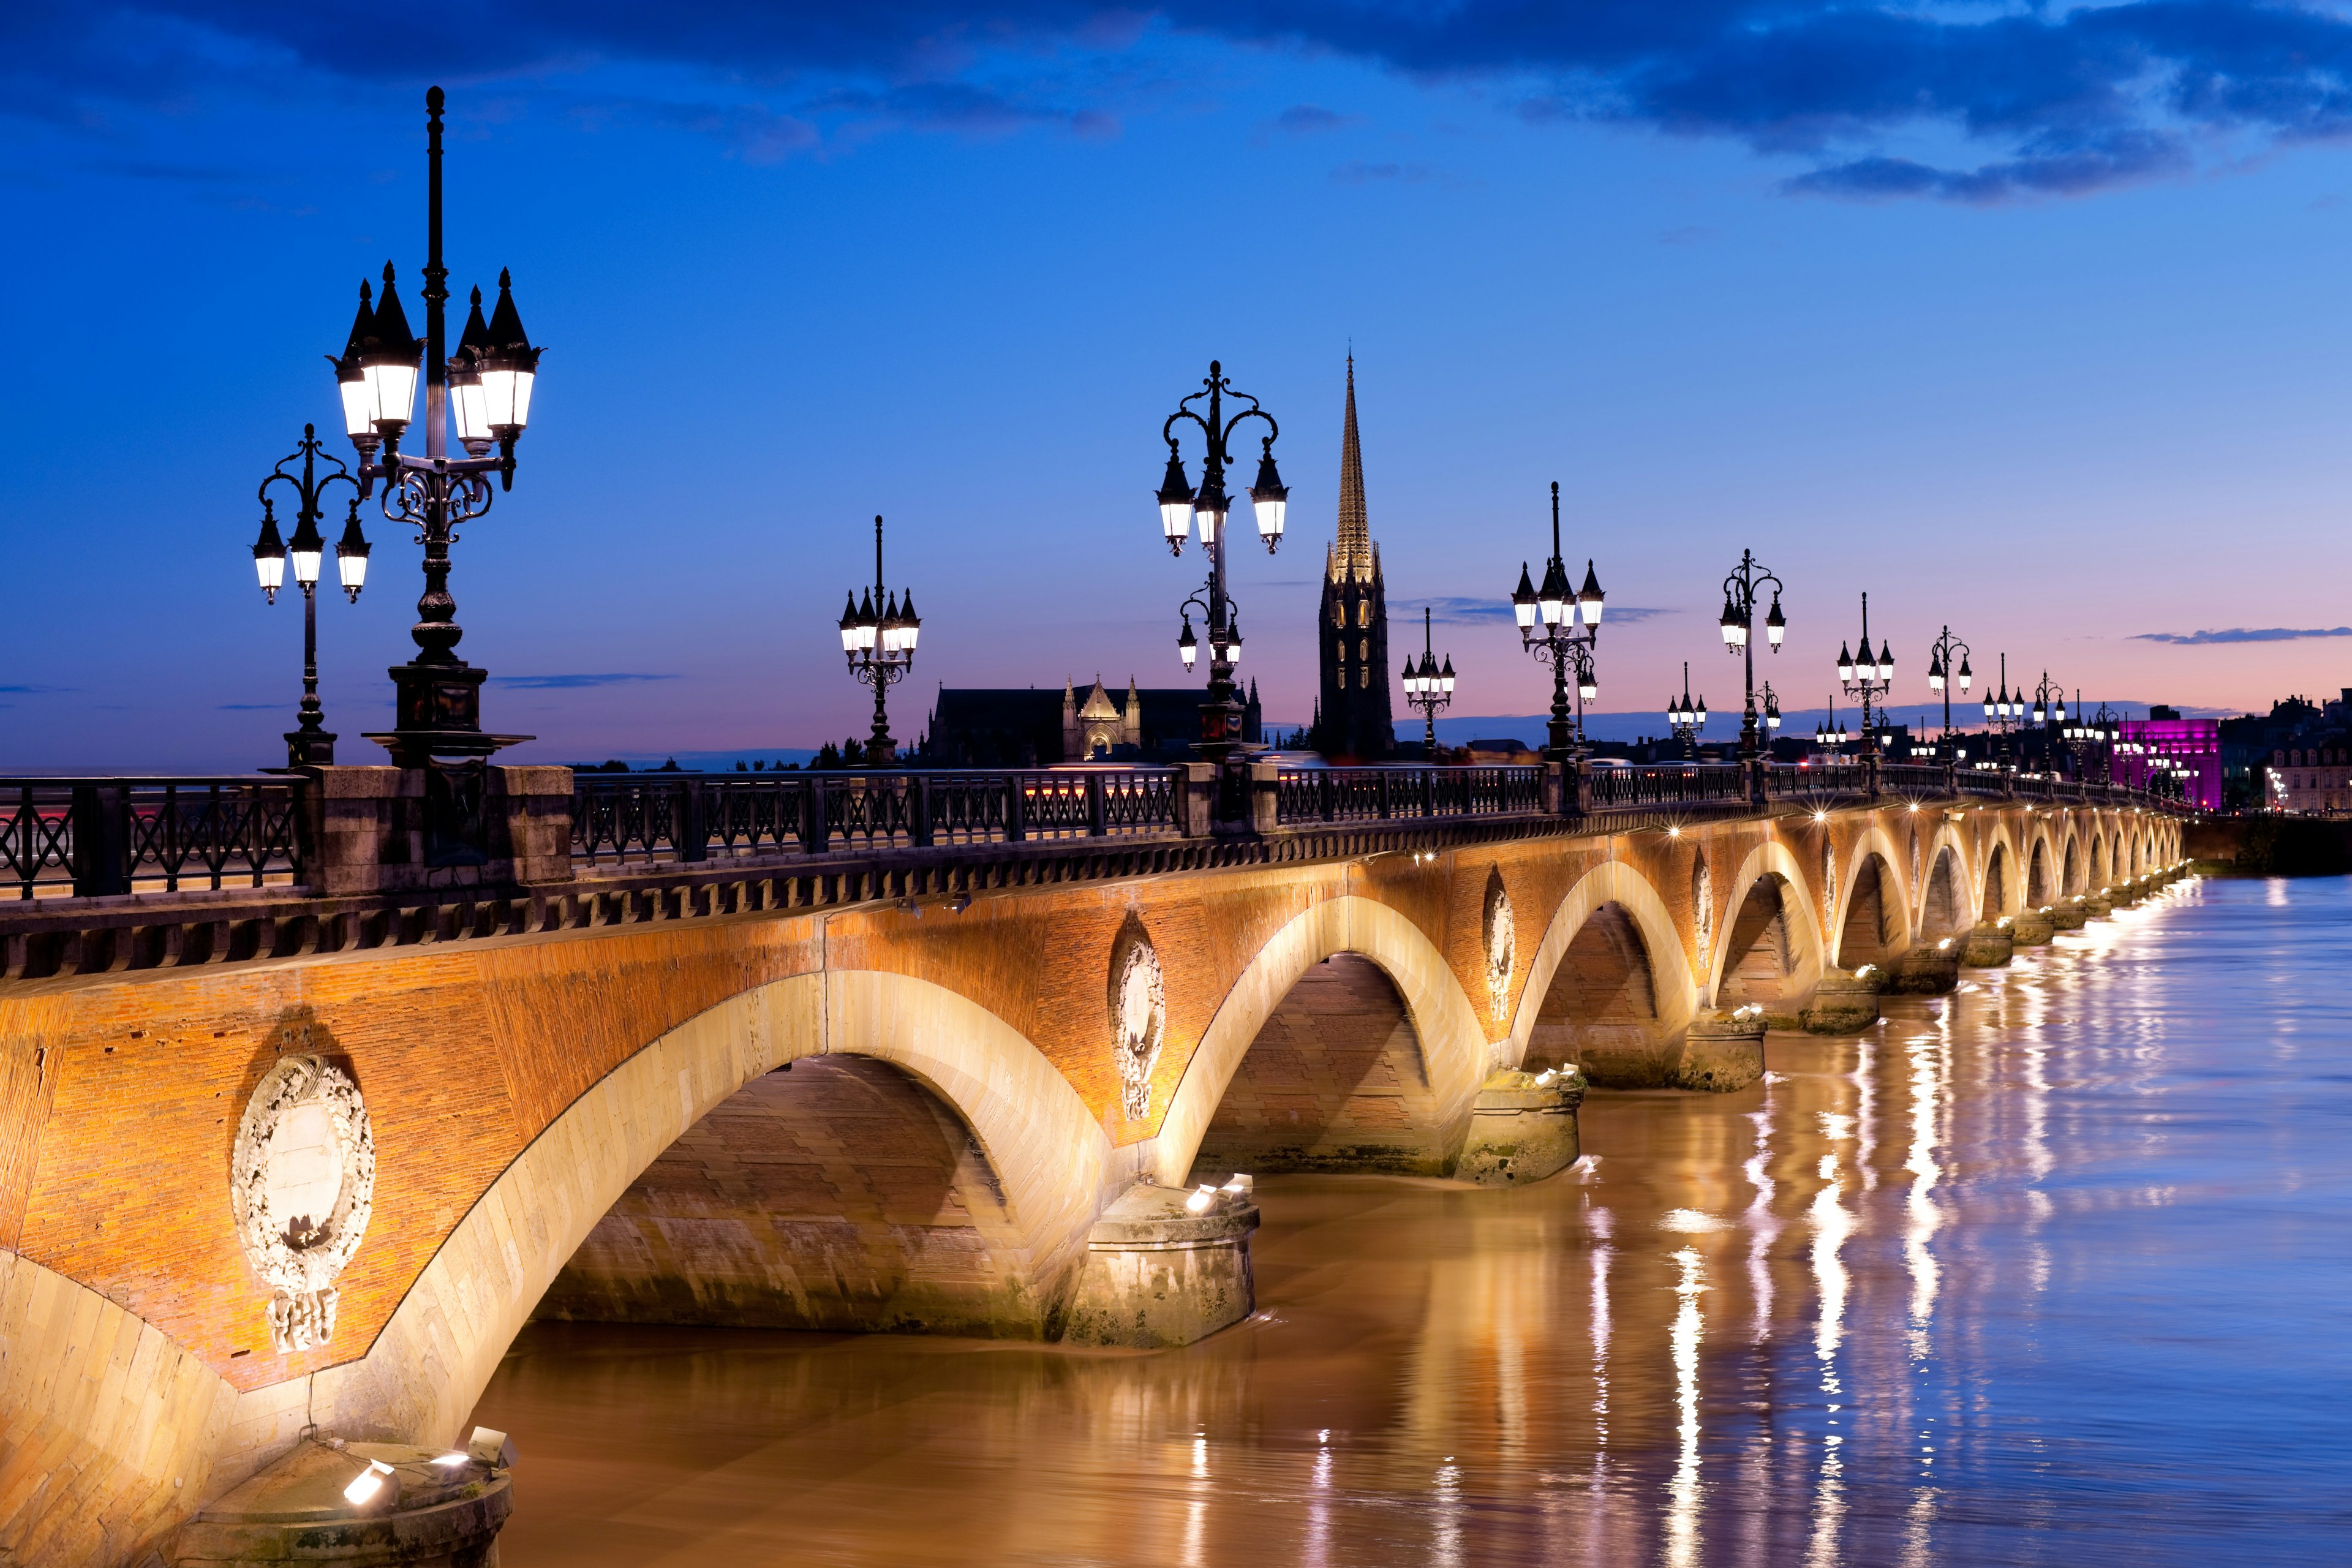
xmin=1760 ymin=680 xmax=1783 ymax=744
xmin=1665 ymin=663 xmax=1708 ymax=758
xmin=1509 ymin=481 xmax=1605 ymax=760
xmin=2027 ymin=670 xmax=2068 ymax=775
xmin=328 ymin=88 xmax=544 ymax=766
xmin=1924 ymin=625 xmax=1973 ymax=753
xmin=1400 ymin=607 xmax=1457 ymax=756
xmin=249 ymin=425 xmax=372 ymax=766
xmin=1714 ymin=549 xmax=1785 ymax=758
xmin=837 ymin=515 xmax=921 ymax=766
xmin=2070 ymin=698 xmax=2123 ymax=785
xmin=1155 ymin=361 xmax=1286 ymax=777
xmin=1835 ymin=592 xmax=1894 ymax=756
xmin=1814 ymin=693 xmax=1851 ymax=753
xmin=1981 ymin=652 xmax=2021 ymax=765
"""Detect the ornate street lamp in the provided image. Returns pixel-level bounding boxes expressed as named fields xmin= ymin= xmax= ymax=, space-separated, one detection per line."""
xmin=2026 ymin=670 xmax=2068 ymax=777
xmin=1510 ymin=481 xmax=1605 ymax=760
xmin=1924 ymin=624 xmax=1973 ymax=752
xmin=329 ymin=88 xmax=545 ymax=765
xmin=1716 ymin=549 xmax=1785 ymax=758
xmin=1814 ymin=693 xmax=1851 ymax=752
xmin=1155 ymin=361 xmax=1284 ymax=770
xmin=1981 ymin=651 xmax=2021 ymax=764
xmin=1665 ymin=662 xmax=1707 ymax=757
xmin=250 ymin=425 xmax=371 ymax=766
xmin=1401 ymin=606 xmax=1457 ymax=755
xmin=838 ymin=515 xmax=921 ymax=766
xmin=1836 ymin=592 xmax=1894 ymax=755
xmin=1761 ymin=680 xmax=1782 ymax=740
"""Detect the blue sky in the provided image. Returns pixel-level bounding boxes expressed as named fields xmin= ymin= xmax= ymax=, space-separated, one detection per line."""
xmin=8 ymin=3 xmax=2352 ymax=770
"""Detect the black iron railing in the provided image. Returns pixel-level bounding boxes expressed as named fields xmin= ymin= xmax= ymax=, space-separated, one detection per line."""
xmin=1584 ymin=763 xmax=1750 ymax=811
xmin=570 ymin=768 xmax=1185 ymax=866
xmin=0 ymin=777 xmax=307 ymax=900
xmin=1273 ymin=766 xmax=1544 ymax=824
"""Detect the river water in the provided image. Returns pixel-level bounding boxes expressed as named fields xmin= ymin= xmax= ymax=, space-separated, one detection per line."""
xmin=469 ymin=875 xmax=2352 ymax=1566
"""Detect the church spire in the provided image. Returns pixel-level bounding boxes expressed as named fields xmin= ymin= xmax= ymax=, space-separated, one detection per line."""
xmin=1333 ymin=353 xmax=1373 ymax=581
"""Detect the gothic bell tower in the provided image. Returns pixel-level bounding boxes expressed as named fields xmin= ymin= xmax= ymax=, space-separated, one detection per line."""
xmin=1310 ymin=357 xmax=1394 ymax=760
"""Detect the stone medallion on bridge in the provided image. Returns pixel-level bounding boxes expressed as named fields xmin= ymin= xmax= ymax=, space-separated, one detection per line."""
xmin=1482 ymin=871 xmax=1515 ymax=1024
xmin=1692 ymin=854 xmax=1714 ymax=981
xmin=231 ymin=1054 xmax=376 ymax=1355
xmin=1111 ymin=921 xmax=1167 ymax=1120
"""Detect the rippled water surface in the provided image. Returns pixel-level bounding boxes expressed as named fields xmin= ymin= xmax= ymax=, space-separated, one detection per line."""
xmin=470 ymin=875 xmax=2352 ymax=1566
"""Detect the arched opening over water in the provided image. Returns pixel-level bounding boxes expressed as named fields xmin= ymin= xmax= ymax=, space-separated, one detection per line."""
xmin=2029 ymin=840 xmax=2053 ymax=906
xmin=1837 ymin=853 xmax=1901 ymax=969
xmin=1525 ymin=901 xmax=1677 ymax=1087
xmin=1920 ymin=848 xmax=1966 ymax=941
xmin=540 ymin=1055 xmax=1047 ymax=1338
xmin=1189 ymin=952 xmax=1456 ymax=1178
xmin=2064 ymin=837 xmax=2082 ymax=896
xmin=1716 ymin=876 xmax=1798 ymax=1007
xmin=1983 ymin=843 xmax=2008 ymax=921
xmin=2091 ymin=835 xmax=2109 ymax=889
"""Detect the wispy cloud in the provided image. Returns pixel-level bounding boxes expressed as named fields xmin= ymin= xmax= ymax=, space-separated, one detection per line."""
xmin=488 ymin=672 xmax=679 ymax=690
xmin=1422 ymin=597 xmax=1671 ymax=626
xmin=21 ymin=2 xmax=2352 ymax=202
xmin=2133 ymin=627 xmax=2352 ymax=646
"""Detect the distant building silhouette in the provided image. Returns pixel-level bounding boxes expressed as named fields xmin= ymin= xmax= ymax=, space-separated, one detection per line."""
xmin=921 ymin=677 xmax=1260 ymax=766
xmin=1308 ymin=358 xmax=1395 ymax=761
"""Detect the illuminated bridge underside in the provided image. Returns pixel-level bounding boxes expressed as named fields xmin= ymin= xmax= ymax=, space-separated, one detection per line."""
xmin=0 ymin=798 xmax=2184 ymax=1566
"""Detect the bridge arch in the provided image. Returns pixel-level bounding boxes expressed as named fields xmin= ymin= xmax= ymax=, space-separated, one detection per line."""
xmin=2062 ymin=831 xmax=2083 ymax=897
xmin=2026 ymin=831 xmax=2057 ymax=907
xmin=1703 ymin=839 xmax=1827 ymax=1009
xmin=1917 ymin=844 xmax=1969 ymax=941
xmin=1980 ymin=838 xmax=2012 ymax=920
xmin=306 ymin=968 xmax=1115 ymax=1472
xmin=1155 ymin=895 xmax=1487 ymax=1186
xmin=1831 ymin=823 xmax=1913 ymax=970
xmin=1508 ymin=859 xmax=1697 ymax=1066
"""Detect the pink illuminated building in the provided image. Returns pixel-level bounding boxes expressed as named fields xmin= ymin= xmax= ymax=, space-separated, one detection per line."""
xmin=2111 ymin=717 xmax=2221 ymax=811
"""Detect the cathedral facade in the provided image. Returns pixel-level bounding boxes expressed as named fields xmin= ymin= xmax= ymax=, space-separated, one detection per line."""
xmin=1308 ymin=358 xmax=1395 ymax=761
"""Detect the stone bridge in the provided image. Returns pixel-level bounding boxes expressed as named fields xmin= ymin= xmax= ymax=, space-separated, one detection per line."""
xmin=0 ymin=775 xmax=2185 ymax=1564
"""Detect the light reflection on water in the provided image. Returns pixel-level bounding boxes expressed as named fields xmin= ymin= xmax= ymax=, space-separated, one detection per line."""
xmin=471 ymin=876 xmax=2352 ymax=1566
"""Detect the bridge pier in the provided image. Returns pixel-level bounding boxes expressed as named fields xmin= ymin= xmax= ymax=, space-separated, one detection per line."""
xmin=1678 ymin=1008 xmax=1768 ymax=1091
xmin=1960 ymin=919 xmax=2015 ymax=967
xmin=2049 ymin=898 xmax=2090 ymax=931
xmin=1455 ymin=1068 xmax=1586 ymax=1184
xmin=1884 ymin=943 xmax=1961 ymax=994
xmin=1063 ymin=1180 xmax=1259 ymax=1348
xmin=164 ymin=1436 xmax=511 ymax=1568
xmin=2011 ymin=910 xmax=2057 ymax=946
xmin=1801 ymin=967 xmax=1883 ymax=1033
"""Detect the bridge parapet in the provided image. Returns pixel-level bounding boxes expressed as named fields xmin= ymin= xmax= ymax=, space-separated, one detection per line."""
xmin=0 ymin=762 xmax=2193 ymax=988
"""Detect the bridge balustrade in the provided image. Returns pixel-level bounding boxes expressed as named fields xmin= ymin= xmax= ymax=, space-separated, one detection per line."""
xmin=1763 ymin=760 xmax=1868 ymax=799
xmin=0 ymin=777 xmax=307 ymax=900
xmin=1877 ymin=762 xmax=1953 ymax=795
xmin=1585 ymin=762 xmax=1750 ymax=811
xmin=571 ymin=767 xmax=1186 ymax=866
xmin=1273 ymin=766 xmax=1544 ymax=824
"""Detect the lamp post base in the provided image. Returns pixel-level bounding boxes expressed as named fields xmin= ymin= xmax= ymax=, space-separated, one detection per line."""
xmin=365 ymin=661 xmax=531 ymax=766
xmin=284 ymin=728 xmax=338 ymax=767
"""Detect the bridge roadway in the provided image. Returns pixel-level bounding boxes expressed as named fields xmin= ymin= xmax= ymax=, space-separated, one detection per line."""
xmin=0 ymin=760 xmax=2188 ymax=1565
